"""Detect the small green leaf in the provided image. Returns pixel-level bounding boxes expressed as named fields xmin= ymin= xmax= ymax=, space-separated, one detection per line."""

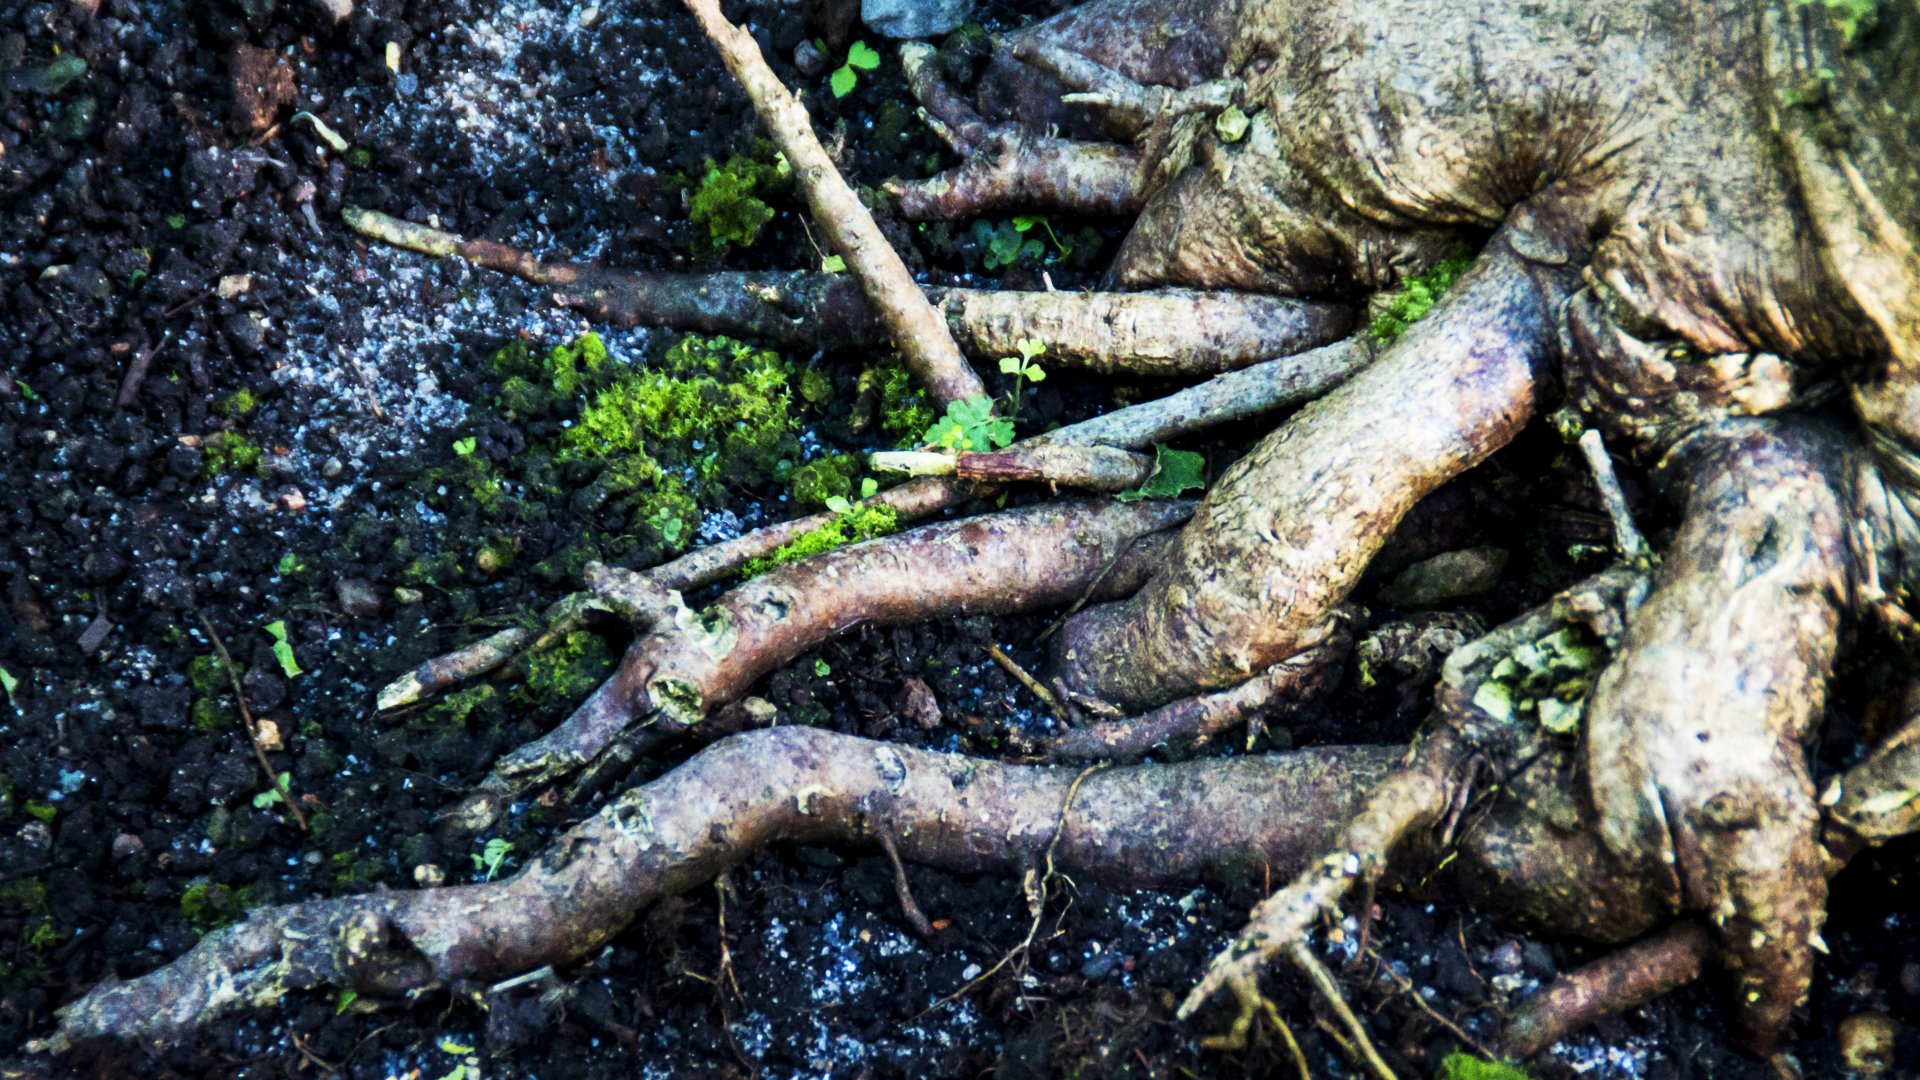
xmin=999 ymin=356 xmax=1023 ymax=375
xmin=1015 ymin=338 xmax=1046 ymax=361
xmin=334 ymin=990 xmax=358 ymax=1015
xmin=859 ymin=477 xmax=878 ymax=499
xmin=253 ymin=772 xmax=291 ymax=809
xmin=1214 ymin=103 xmax=1250 ymax=143
xmin=438 ymin=1038 xmax=475 ymax=1055
xmin=830 ymin=64 xmax=857 ymax=97
xmin=821 ymin=253 xmax=846 ymax=273
xmin=1117 ymin=445 xmax=1207 ymax=501
xmin=0 ymin=666 xmax=17 ymax=703
xmin=1011 ymin=215 xmax=1041 ymax=232
xmin=166 ymin=212 xmax=187 ymax=229
xmin=825 ymin=495 xmax=853 ymax=515
xmin=846 ymin=41 xmax=881 ymax=70
xmin=1023 ymin=364 xmax=1046 ymax=382
xmin=439 ymin=1066 xmax=470 ymax=1080
xmin=453 ymin=436 xmax=477 ymax=456
xmin=813 ymin=658 xmax=832 ymax=677
xmin=265 ymin=620 xmax=303 ymax=677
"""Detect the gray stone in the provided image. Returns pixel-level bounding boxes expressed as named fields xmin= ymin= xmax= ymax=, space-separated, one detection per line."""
xmin=1379 ymin=546 xmax=1509 ymax=608
xmin=862 ymin=0 xmax=973 ymax=39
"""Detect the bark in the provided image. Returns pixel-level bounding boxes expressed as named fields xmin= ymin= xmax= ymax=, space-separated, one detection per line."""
xmin=1054 ymin=229 xmax=1578 ymax=712
xmin=1583 ymin=418 xmax=1852 ymax=1050
xmin=1499 ymin=923 xmax=1714 ymax=1059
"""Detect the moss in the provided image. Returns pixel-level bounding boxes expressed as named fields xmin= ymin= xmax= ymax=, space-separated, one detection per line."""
xmin=687 ymin=152 xmax=787 ymax=253
xmin=789 ymin=454 xmax=861 ymax=511
xmin=26 ymin=920 xmax=60 ymax=951
xmin=742 ymin=503 xmax=899 ymax=578
xmin=562 ymin=334 xmax=796 ymax=486
xmin=475 ymin=534 xmax=519 ymax=575
xmin=496 ymin=374 xmax=552 ymax=418
xmin=798 ymin=365 xmax=835 ymax=407
xmin=427 ymin=683 xmax=497 ymax=725
xmin=202 ymin=431 xmax=264 ymax=477
xmin=628 ymin=474 xmax=701 ymax=558
xmin=523 ymin=629 xmax=616 ymax=701
xmin=191 ymin=698 xmax=232 ymax=732
xmin=218 ymin=389 xmax=259 ymax=417
xmin=866 ymin=357 xmax=937 ymax=447
xmin=1437 ymin=1052 xmax=1534 ymax=1080
xmin=1367 ymin=249 xmax=1476 ymax=346
xmin=188 ymin=654 xmax=225 ymax=696
xmin=542 ymin=330 xmax=607 ymax=396
xmin=179 ymin=883 xmax=224 ymax=928
xmin=0 ymin=877 xmax=48 ymax=914
xmin=401 ymin=552 xmax=462 ymax=588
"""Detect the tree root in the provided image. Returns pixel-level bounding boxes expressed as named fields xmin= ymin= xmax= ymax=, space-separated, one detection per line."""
xmin=1054 ymin=226 xmax=1579 ymax=712
xmin=1498 ymin=922 xmax=1713 ymax=1059
xmin=444 ymin=499 xmax=1192 ymax=834
xmin=679 ymin=0 xmax=983 ymax=404
xmin=45 ymin=730 xmax=1409 ymax=1050
xmin=377 ymin=336 xmax=1376 ymax=712
xmin=1582 ymin=418 xmax=1852 ymax=1050
xmin=1048 ymin=618 xmax=1351 ymax=762
xmin=872 ymin=445 xmax=1153 ymax=492
xmin=342 ymin=208 xmax=1351 ymax=379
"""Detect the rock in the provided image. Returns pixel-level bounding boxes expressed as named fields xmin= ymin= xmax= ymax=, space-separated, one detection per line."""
xmin=413 ymin=863 xmax=445 ymax=886
xmin=335 ymin=577 xmax=382 ymax=618
xmin=897 ymin=677 xmax=942 ymax=729
xmin=229 ymin=43 xmax=296 ymax=134
xmin=794 ymin=38 xmax=831 ymax=78
xmin=393 ymin=586 xmax=425 ymax=605
xmin=1838 ymin=1012 xmax=1899 ymax=1076
xmin=111 ymin=833 xmax=144 ymax=861
xmin=862 ymin=0 xmax=973 ymax=39
xmin=243 ymin=667 xmax=286 ymax=712
xmin=1379 ymin=545 xmax=1509 ymax=607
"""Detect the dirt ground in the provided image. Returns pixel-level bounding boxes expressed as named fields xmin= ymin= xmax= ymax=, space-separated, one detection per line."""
xmin=2 ymin=1 xmax=1917 ymax=1077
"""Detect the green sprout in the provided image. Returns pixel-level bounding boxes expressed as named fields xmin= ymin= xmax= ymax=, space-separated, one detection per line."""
xmin=830 ymin=41 xmax=881 ymax=98
xmin=252 ymin=772 xmax=292 ymax=810
xmin=922 ymin=396 xmax=1013 ymax=452
xmin=453 ymin=436 xmax=477 ymax=457
xmin=473 ymin=837 xmax=514 ymax=880
xmin=997 ymin=337 xmax=1047 ymax=421
xmin=264 ymin=620 xmax=302 ymax=677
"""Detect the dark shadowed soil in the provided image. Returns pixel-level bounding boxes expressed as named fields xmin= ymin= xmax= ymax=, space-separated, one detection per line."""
xmin=2 ymin=1 xmax=1916 ymax=1077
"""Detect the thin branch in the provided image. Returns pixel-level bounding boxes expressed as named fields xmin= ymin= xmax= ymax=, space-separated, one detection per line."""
xmin=196 ymin=614 xmax=307 ymax=832
xmin=1577 ymin=429 xmax=1648 ymax=562
xmin=679 ymin=0 xmax=984 ymax=405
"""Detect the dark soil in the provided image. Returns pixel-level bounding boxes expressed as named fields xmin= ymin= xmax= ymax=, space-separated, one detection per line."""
xmin=1 ymin=1 xmax=1915 ymax=1077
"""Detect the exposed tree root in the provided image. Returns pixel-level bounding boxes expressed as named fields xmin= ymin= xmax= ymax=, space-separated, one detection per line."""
xmin=872 ymin=445 xmax=1154 ymax=492
xmin=1048 ymin=619 xmax=1351 ymax=762
xmin=678 ymin=0 xmax=982 ymax=404
xmin=378 ymin=336 xmax=1376 ymax=712
xmin=1054 ymin=228 xmax=1580 ymax=712
xmin=1499 ymin=922 xmax=1713 ymax=1059
xmin=45 ymin=731 xmax=1408 ymax=1050
xmin=445 ymin=500 xmax=1192 ymax=834
xmin=342 ymin=208 xmax=1351 ymax=378
xmin=1582 ymin=418 xmax=1852 ymax=1050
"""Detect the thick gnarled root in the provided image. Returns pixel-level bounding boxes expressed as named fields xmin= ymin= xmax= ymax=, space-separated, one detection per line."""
xmin=446 ymin=499 xmax=1192 ymax=833
xmin=1053 ymin=229 xmax=1579 ymax=712
xmin=1583 ymin=418 xmax=1852 ymax=1051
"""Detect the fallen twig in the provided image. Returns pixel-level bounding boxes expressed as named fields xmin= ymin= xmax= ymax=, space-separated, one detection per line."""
xmin=197 ymin=614 xmax=307 ymax=832
xmin=680 ymin=0 xmax=984 ymax=405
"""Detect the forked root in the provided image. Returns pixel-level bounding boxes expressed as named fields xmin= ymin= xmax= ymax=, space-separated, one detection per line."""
xmin=378 ymin=336 xmax=1377 ymax=712
xmin=445 ymin=499 xmax=1191 ymax=833
xmin=1054 ymin=224 xmax=1581 ymax=712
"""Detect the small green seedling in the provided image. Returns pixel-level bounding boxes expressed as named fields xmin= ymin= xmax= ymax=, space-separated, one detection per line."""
xmin=473 ymin=838 xmax=514 ymax=880
xmin=252 ymin=772 xmax=292 ymax=810
xmin=813 ymin=658 xmax=832 ymax=677
xmin=859 ymin=477 xmax=878 ymax=499
xmin=166 ymin=212 xmax=188 ymax=229
xmin=0 ymin=666 xmax=17 ymax=706
xmin=998 ymin=337 xmax=1047 ymax=421
xmin=453 ymin=436 xmax=477 ymax=457
xmin=922 ymin=396 xmax=1014 ymax=452
xmin=1118 ymin=444 xmax=1208 ymax=501
xmin=264 ymin=620 xmax=302 ymax=677
xmin=821 ymin=254 xmax=846 ymax=273
xmin=830 ymin=41 xmax=881 ymax=98
xmin=646 ymin=504 xmax=686 ymax=545
xmin=334 ymin=990 xmax=358 ymax=1015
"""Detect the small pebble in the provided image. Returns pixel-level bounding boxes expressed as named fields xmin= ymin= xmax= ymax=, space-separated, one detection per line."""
xmin=1488 ymin=938 xmax=1525 ymax=974
xmin=1838 ymin=1012 xmax=1899 ymax=1076
xmin=414 ymin=864 xmax=446 ymax=886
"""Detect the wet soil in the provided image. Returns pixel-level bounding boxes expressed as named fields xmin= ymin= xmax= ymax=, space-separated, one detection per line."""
xmin=2 ymin=1 xmax=1916 ymax=1077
